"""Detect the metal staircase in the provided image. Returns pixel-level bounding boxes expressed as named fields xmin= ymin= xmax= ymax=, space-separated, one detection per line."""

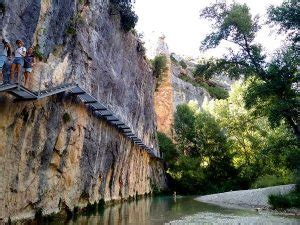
xmin=0 ymin=82 xmax=161 ymax=159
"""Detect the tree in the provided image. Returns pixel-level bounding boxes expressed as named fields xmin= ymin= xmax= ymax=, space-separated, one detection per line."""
xmin=110 ymin=0 xmax=138 ymax=32
xmin=199 ymin=2 xmax=299 ymax=139
xmin=205 ymin=82 xmax=298 ymax=185
xmin=171 ymin=102 xmax=237 ymax=193
xmin=268 ymin=0 xmax=300 ymax=44
xmin=157 ymin=132 xmax=178 ymax=163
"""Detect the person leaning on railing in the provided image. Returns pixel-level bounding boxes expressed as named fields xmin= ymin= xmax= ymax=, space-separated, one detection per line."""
xmin=10 ymin=39 xmax=26 ymax=84
xmin=23 ymin=47 xmax=35 ymax=88
xmin=0 ymin=36 xmax=12 ymax=85
xmin=2 ymin=57 xmax=13 ymax=85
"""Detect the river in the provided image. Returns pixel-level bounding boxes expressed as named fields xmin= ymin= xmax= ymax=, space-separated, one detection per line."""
xmin=26 ymin=196 xmax=300 ymax=224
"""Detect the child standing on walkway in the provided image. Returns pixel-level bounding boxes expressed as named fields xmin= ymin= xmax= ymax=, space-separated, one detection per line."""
xmin=23 ymin=47 xmax=35 ymax=87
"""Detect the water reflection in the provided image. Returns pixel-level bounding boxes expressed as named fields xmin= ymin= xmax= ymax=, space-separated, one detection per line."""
xmin=29 ymin=196 xmax=300 ymax=225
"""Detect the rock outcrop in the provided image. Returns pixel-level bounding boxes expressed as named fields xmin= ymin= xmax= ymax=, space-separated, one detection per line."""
xmin=154 ymin=42 xmax=211 ymax=136
xmin=0 ymin=0 xmax=166 ymax=222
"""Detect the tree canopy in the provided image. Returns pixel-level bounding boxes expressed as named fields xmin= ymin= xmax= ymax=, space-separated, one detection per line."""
xmin=199 ymin=1 xmax=299 ymax=139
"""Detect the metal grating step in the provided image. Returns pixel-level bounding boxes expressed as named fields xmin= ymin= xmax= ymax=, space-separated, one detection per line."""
xmin=0 ymin=84 xmax=18 ymax=92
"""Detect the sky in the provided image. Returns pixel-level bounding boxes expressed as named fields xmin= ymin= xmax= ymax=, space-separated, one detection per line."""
xmin=135 ymin=0 xmax=284 ymax=59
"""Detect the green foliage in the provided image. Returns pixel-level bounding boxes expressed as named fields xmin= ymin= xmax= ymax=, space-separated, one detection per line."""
xmin=110 ymin=0 xmax=138 ymax=32
xmin=151 ymin=55 xmax=168 ymax=89
xmin=199 ymin=2 xmax=299 ymax=139
xmin=33 ymin=45 xmax=44 ymax=61
xmin=252 ymin=174 xmax=294 ymax=189
xmin=63 ymin=112 xmax=71 ymax=123
xmin=194 ymin=63 xmax=213 ymax=81
xmin=200 ymin=3 xmax=259 ymax=50
xmin=243 ymin=49 xmax=299 ymax=132
xmin=170 ymin=103 xmax=238 ymax=194
xmin=170 ymin=53 xmax=178 ymax=63
xmin=164 ymin=82 xmax=298 ymax=195
xmin=157 ymin=132 xmax=178 ymax=162
xmin=35 ymin=208 xmax=43 ymax=220
xmin=65 ymin=14 xmax=84 ymax=36
xmin=179 ymin=60 xmax=187 ymax=69
xmin=152 ymin=55 xmax=167 ymax=77
xmin=206 ymin=85 xmax=229 ymax=100
xmin=269 ymin=191 xmax=300 ymax=209
xmin=207 ymin=83 xmax=298 ymax=185
xmin=268 ymin=0 xmax=300 ymax=43
xmin=178 ymin=74 xmax=229 ymax=99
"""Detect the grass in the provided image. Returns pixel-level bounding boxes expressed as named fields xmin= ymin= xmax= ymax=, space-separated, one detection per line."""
xmin=251 ymin=174 xmax=294 ymax=189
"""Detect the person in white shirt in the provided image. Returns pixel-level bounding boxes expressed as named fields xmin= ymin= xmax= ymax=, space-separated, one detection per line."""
xmin=10 ymin=39 xmax=26 ymax=83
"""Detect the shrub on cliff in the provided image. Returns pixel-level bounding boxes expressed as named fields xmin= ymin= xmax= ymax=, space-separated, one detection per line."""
xmin=110 ymin=0 xmax=138 ymax=32
xmin=151 ymin=55 xmax=167 ymax=78
xmin=179 ymin=60 xmax=187 ymax=69
xmin=151 ymin=55 xmax=168 ymax=89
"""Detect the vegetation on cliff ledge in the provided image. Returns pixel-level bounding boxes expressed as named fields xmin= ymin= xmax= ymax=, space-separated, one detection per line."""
xmin=110 ymin=0 xmax=138 ymax=32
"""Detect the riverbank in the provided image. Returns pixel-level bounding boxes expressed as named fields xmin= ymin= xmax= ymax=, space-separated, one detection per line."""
xmin=196 ymin=184 xmax=296 ymax=210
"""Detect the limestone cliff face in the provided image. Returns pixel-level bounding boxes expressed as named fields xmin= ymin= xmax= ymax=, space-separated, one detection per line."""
xmin=0 ymin=0 xmax=166 ymax=222
xmin=154 ymin=59 xmax=174 ymax=136
xmin=154 ymin=39 xmax=211 ymax=135
xmin=171 ymin=63 xmax=211 ymax=109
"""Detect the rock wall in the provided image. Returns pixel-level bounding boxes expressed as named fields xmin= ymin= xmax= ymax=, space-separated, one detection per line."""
xmin=154 ymin=56 xmax=211 ymax=136
xmin=0 ymin=0 xmax=166 ymax=222
xmin=171 ymin=63 xmax=211 ymax=109
xmin=154 ymin=59 xmax=174 ymax=136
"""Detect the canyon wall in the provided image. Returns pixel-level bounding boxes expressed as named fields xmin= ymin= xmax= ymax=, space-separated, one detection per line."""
xmin=0 ymin=0 xmax=166 ymax=222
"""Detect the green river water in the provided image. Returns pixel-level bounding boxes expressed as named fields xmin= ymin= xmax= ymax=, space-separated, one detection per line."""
xmin=27 ymin=196 xmax=300 ymax=225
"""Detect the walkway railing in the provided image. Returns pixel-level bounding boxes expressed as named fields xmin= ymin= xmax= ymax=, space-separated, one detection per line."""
xmin=0 ymin=74 xmax=162 ymax=160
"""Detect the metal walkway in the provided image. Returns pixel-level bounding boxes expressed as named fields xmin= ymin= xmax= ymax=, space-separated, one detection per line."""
xmin=0 ymin=82 xmax=161 ymax=159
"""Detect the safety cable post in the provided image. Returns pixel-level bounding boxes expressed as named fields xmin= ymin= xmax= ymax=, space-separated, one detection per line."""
xmin=38 ymin=73 xmax=42 ymax=97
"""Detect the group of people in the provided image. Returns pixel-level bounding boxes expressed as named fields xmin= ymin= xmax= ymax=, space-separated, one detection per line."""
xmin=0 ymin=36 xmax=35 ymax=87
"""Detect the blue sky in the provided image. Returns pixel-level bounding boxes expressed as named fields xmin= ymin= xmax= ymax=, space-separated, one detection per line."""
xmin=135 ymin=0 xmax=284 ymax=59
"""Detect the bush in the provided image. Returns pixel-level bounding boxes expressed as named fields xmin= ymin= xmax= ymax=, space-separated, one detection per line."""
xmin=157 ymin=132 xmax=178 ymax=162
xmin=170 ymin=54 xmax=178 ymax=64
xmin=151 ymin=55 xmax=168 ymax=89
xmin=179 ymin=60 xmax=187 ymax=69
xmin=110 ymin=0 xmax=138 ymax=32
xmin=63 ymin=112 xmax=71 ymax=123
xmin=178 ymin=74 xmax=229 ymax=99
xmin=206 ymin=85 xmax=229 ymax=99
xmin=193 ymin=63 xmax=213 ymax=81
xmin=252 ymin=174 xmax=294 ymax=189
xmin=33 ymin=45 xmax=44 ymax=61
xmin=65 ymin=14 xmax=84 ymax=36
xmin=268 ymin=191 xmax=300 ymax=209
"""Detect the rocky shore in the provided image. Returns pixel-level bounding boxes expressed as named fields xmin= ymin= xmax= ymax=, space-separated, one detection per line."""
xmin=196 ymin=184 xmax=296 ymax=209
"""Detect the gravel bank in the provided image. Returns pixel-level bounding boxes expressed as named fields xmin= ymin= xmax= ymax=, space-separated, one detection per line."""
xmin=196 ymin=184 xmax=295 ymax=209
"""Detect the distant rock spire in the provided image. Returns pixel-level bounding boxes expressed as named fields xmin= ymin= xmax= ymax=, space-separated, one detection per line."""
xmin=156 ymin=35 xmax=169 ymax=56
